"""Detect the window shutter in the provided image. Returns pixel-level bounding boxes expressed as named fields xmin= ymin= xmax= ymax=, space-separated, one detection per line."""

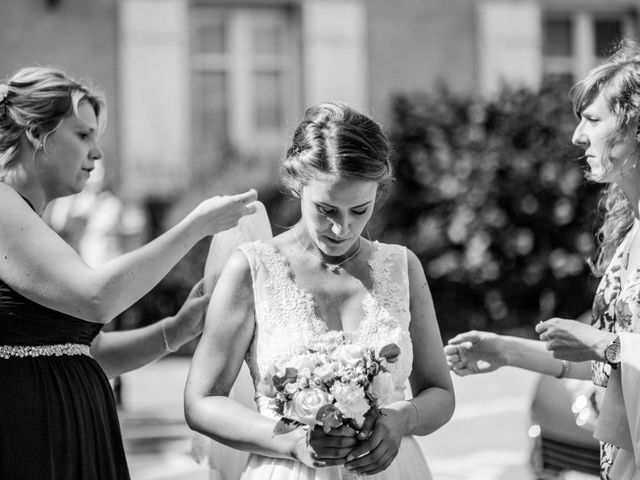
xmin=119 ymin=0 xmax=189 ymax=199
xmin=301 ymin=0 xmax=368 ymax=110
xmin=477 ymin=0 xmax=542 ymax=96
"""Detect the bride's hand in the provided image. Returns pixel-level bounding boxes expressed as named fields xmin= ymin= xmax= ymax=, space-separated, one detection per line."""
xmin=289 ymin=428 xmax=316 ymax=468
xmin=291 ymin=425 xmax=359 ymax=468
xmin=341 ymin=409 xmax=405 ymax=475
xmin=444 ymin=330 xmax=507 ymax=376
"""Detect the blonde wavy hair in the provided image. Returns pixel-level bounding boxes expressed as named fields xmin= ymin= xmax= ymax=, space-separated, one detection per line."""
xmin=570 ymin=40 xmax=640 ymax=276
xmin=0 ymin=66 xmax=106 ymax=184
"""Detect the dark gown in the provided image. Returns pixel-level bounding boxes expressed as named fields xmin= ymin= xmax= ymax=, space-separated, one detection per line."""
xmin=0 ymin=279 xmax=130 ymax=479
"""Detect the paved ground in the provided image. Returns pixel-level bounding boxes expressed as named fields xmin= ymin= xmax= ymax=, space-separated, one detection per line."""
xmin=119 ymin=357 xmax=598 ymax=480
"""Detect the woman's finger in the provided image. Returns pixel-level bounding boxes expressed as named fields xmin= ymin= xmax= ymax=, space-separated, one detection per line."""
xmin=443 ymin=344 xmax=460 ymax=355
xmin=325 ymin=425 xmax=358 ymax=437
xmin=345 ymin=425 xmax=385 ymax=462
xmin=452 ymin=366 xmax=472 ymax=376
xmin=447 ymin=331 xmax=480 ymax=345
xmin=357 ymin=412 xmax=377 ymax=441
xmin=535 ymin=321 xmax=550 ymax=334
xmin=232 ymin=189 xmax=258 ymax=204
xmin=346 ymin=435 xmax=397 ymax=473
xmin=355 ymin=444 xmax=396 ymax=475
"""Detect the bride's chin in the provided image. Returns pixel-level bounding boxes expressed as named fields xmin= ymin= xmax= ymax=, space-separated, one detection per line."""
xmin=319 ymin=244 xmax=351 ymax=257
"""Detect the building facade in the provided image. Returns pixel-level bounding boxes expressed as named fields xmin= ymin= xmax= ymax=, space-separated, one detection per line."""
xmin=1 ymin=0 xmax=638 ymax=200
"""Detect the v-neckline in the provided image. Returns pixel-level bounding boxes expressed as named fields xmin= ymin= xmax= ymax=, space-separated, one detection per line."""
xmin=262 ymin=240 xmax=379 ymax=335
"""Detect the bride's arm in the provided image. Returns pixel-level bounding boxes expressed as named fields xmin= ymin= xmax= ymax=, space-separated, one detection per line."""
xmin=344 ymin=250 xmax=455 ymax=475
xmin=184 ymin=250 xmax=312 ymax=464
xmin=403 ymin=249 xmax=456 ymax=434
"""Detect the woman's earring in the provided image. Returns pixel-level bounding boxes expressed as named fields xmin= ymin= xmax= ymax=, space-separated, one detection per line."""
xmin=31 ymin=141 xmax=45 ymax=172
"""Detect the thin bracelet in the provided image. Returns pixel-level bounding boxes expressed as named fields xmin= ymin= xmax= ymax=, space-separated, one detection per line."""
xmin=555 ymin=359 xmax=569 ymax=379
xmin=405 ymin=399 xmax=419 ymax=434
xmin=162 ymin=319 xmax=178 ymax=353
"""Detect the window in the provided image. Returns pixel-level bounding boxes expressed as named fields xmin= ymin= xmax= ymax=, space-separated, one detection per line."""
xmin=542 ymin=10 xmax=636 ymax=86
xmin=190 ymin=7 xmax=300 ymax=176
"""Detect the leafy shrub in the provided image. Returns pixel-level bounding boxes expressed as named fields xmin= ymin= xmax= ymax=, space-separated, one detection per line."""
xmin=377 ymin=82 xmax=602 ymax=337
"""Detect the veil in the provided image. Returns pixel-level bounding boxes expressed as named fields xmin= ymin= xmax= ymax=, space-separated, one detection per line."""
xmin=191 ymin=200 xmax=273 ymax=480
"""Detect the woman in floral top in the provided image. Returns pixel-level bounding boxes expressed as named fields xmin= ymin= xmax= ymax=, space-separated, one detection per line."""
xmin=445 ymin=39 xmax=640 ymax=480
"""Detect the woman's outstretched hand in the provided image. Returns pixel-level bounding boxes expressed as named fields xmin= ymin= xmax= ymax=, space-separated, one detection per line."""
xmin=192 ymin=189 xmax=259 ymax=237
xmin=172 ymin=279 xmax=210 ymax=338
xmin=536 ymin=318 xmax=615 ymax=362
xmin=444 ymin=331 xmax=507 ymax=376
xmin=161 ymin=278 xmax=211 ymax=351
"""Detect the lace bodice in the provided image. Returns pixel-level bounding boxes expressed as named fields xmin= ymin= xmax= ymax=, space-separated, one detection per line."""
xmin=238 ymin=240 xmax=413 ymax=417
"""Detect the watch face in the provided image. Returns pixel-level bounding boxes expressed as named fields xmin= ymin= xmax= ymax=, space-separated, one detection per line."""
xmin=605 ymin=342 xmax=621 ymax=364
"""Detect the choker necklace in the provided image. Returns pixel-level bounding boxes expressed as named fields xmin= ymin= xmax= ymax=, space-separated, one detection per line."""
xmin=294 ymin=228 xmax=362 ymax=273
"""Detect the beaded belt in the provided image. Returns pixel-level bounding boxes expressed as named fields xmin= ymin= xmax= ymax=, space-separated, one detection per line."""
xmin=0 ymin=343 xmax=91 ymax=359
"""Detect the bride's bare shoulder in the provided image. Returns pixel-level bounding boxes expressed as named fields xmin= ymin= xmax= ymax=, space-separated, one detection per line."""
xmin=264 ymin=229 xmax=295 ymax=250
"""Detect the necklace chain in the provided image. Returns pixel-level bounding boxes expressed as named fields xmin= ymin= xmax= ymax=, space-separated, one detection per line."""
xmin=294 ymin=227 xmax=362 ymax=273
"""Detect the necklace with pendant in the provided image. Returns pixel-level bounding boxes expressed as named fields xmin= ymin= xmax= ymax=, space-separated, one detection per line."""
xmin=294 ymin=227 xmax=362 ymax=273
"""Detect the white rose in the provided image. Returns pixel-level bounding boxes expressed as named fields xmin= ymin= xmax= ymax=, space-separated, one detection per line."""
xmin=286 ymin=388 xmax=333 ymax=427
xmin=332 ymin=344 xmax=364 ymax=368
xmin=284 ymin=382 xmax=300 ymax=395
xmin=312 ymin=363 xmax=335 ymax=383
xmin=370 ymin=371 xmax=395 ymax=406
xmin=331 ymin=381 xmax=370 ymax=427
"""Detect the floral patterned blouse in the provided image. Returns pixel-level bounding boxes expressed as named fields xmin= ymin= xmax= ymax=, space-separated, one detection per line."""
xmin=591 ymin=227 xmax=640 ymax=479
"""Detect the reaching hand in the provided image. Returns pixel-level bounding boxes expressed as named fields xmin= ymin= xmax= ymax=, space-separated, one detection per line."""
xmin=444 ymin=331 xmax=507 ymax=376
xmin=536 ymin=318 xmax=615 ymax=362
xmin=340 ymin=408 xmax=405 ymax=476
xmin=171 ymin=278 xmax=211 ymax=340
xmin=194 ymin=189 xmax=259 ymax=237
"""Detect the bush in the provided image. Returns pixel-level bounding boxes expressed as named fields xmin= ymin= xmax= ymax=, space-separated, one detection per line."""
xmin=378 ymin=82 xmax=602 ymax=337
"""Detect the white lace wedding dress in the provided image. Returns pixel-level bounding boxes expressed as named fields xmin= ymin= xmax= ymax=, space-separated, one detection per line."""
xmin=233 ymin=240 xmax=433 ymax=480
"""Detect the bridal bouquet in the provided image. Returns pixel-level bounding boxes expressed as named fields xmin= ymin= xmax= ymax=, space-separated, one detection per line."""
xmin=267 ymin=332 xmax=401 ymax=434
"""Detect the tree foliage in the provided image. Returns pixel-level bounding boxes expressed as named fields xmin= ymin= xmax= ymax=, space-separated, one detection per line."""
xmin=378 ymin=82 xmax=602 ymax=336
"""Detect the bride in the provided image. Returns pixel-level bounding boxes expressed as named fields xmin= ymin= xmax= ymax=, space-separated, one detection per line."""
xmin=185 ymin=102 xmax=454 ymax=480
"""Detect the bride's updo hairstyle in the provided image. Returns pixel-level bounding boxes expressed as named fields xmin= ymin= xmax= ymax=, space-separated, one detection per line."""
xmin=281 ymin=101 xmax=394 ymax=208
xmin=0 ymin=66 xmax=106 ymax=184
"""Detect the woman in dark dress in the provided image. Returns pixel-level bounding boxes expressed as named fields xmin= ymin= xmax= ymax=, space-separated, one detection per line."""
xmin=0 ymin=66 xmax=257 ymax=479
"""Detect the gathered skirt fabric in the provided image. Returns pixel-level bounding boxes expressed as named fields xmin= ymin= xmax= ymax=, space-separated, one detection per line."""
xmin=0 ymin=354 xmax=130 ymax=480
xmin=240 ymin=436 xmax=431 ymax=480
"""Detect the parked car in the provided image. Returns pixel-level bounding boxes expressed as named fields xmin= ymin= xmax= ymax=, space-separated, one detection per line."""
xmin=529 ymin=374 xmax=601 ymax=479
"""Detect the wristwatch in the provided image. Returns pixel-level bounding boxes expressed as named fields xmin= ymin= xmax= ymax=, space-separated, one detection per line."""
xmin=604 ymin=335 xmax=621 ymax=369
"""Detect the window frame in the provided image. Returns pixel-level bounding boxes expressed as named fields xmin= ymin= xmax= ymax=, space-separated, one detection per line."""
xmin=541 ymin=8 xmax=637 ymax=84
xmin=189 ymin=5 xmax=301 ymax=172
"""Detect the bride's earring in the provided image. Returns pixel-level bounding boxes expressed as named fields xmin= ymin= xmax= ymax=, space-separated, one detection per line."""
xmin=31 ymin=142 xmax=46 ymax=172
